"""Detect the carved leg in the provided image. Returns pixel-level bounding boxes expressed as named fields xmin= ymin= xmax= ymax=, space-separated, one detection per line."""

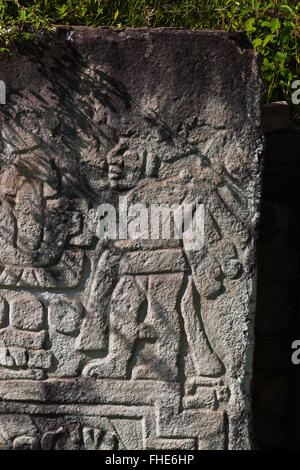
xmin=82 ymin=275 xmax=146 ymax=378
xmin=133 ymin=273 xmax=183 ymax=381
xmin=181 ymin=276 xmax=224 ymax=377
xmin=76 ymin=248 xmax=120 ymax=353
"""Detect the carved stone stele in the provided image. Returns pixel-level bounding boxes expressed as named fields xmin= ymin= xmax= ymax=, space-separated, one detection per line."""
xmin=0 ymin=27 xmax=264 ymax=450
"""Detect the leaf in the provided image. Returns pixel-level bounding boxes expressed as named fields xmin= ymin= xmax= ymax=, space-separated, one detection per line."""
xmin=114 ymin=9 xmax=119 ymax=21
xmin=270 ymin=18 xmax=281 ymax=33
xmin=253 ymin=1 xmax=261 ymax=12
xmin=280 ymin=4 xmax=297 ymax=19
xmin=59 ymin=4 xmax=69 ymax=17
xmin=280 ymin=30 xmax=291 ymax=44
xmin=238 ymin=7 xmax=251 ymax=18
xmin=260 ymin=20 xmax=271 ymax=28
xmin=20 ymin=9 xmax=26 ymax=22
xmin=263 ymin=34 xmax=274 ymax=47
xmin=252 ymin=38 xmax=262 ymax=49
xmin=262 ymin=57 xmax=275 ymax=70
xmin=274 ymin=51 xmax=287 ymax=64
xmin=245 ymin=17 xmax=256 ymax=33
xmin=262 ymin=71 xmax=273 ymax=81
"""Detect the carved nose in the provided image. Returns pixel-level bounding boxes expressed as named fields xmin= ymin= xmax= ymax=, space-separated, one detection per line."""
xmin=15 ymin=180 xmax=43 ymax=251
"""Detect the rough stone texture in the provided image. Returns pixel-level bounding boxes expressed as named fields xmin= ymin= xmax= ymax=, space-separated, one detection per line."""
xmin=0 ymin=27 xmax=264 ymax=450
xmin=11 ymin=296 xmax=44 ymax=331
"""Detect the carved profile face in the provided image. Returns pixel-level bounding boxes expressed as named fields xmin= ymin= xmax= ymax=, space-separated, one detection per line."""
xmin=0 ymin=155 xmax=84 ymax=288
xmin=106 ymin=139 xmax=143 ymax=190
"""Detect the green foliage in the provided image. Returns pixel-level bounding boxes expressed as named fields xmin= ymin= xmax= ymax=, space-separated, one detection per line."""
xmin=0 ymin=1 xmax=299 ymax=122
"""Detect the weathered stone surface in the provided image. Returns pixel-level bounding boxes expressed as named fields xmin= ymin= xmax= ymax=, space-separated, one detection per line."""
xmin=11 ymin=296 xmax=44 ymax=331
xmin=28 ymin=350 xmax=53 ymax=370
xmin=49 ymin=299 xmax=82 ymax=334
xmin=0 ymin=327 xmax=47 ymax=350
xmin=8 ymin=347 xmax=28 ymax=367
xmin=0 ymin=27 xmax=264 ymax=450
xmin=0 ymin=296 xmax=7 ymax=328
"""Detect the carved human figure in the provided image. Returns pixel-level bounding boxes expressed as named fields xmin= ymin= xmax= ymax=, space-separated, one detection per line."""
xmin=81 ymin=140 xmax=225 ymax=382
xmin=0 ymin=154 xmax=84 ymax=288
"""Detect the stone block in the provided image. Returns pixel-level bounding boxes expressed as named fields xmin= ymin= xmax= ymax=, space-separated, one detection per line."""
xmin=49 ymin=299 xmax=82 ymax=335
xmin=28 ymin=350 xmax=53 ymax=370
xmin=8 ymin=347 xmax=27 ymax=367
xmin=0 ymin=27 xmax=264 ymax=449
xmin=0 ymin=347 xmax=14 ymax=367
xmin=10 ymin=296 xmax=44 ymax=332
xmin=0 ymin=327 xmax=46 ymax=350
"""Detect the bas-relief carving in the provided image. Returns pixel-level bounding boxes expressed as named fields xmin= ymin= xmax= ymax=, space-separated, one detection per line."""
xmin=0 ymin=146 xmax=238 ymax=449
xmin=0 ymin=414 xmax=126 ymax=450
xmin=0 ymin=155 xmax=85 ymax=288
xmin=0 ymin=28 xmax=263 ymax=449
